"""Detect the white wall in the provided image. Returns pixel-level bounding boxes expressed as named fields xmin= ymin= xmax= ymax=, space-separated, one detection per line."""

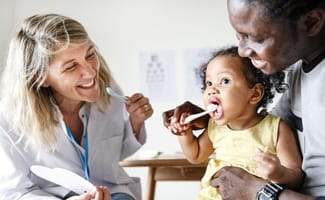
xmin=0 ymin=0 xmax=16 ymax=69
xmin=0 ymin=0 xmax=237 ymax=199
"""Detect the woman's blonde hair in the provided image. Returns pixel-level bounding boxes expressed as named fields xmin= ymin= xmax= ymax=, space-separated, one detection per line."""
xmin=0 ymin=14 xmax=111 ymax=149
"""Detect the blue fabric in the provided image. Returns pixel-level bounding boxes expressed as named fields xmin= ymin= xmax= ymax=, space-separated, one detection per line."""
xmin=111 ymin=193 xmax=135 ymax=200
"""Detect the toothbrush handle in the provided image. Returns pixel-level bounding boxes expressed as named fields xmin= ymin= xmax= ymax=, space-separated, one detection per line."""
xmin=106 ymin=87 xmax=128 ymax=102
xmin=184 ymin=110 xmax=210 ymax=124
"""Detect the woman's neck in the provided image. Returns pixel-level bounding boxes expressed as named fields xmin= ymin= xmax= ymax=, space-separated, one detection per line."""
xmin=59 ymin=101 xmax=84 ymax=116
xmin=61 ymin=102 xmax=85 ymax=145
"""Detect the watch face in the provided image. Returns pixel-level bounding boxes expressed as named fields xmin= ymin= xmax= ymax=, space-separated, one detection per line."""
xmin=257 ymin=193 xmax=273 ymax=200
xmin=257 ymin=183 xmax=282 ymax=200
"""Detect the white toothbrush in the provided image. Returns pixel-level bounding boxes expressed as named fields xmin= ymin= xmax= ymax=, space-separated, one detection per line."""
xmin=184 ymin=104 xmax=218 ymax=124
xmin=106 ymin=87 xmax=128 ymax=102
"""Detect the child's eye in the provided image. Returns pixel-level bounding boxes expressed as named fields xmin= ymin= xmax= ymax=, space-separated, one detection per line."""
xmin=220 ymin=78 xmax=230 ymax=85
xmin=206 ymin=81 xmax=212 ymax=87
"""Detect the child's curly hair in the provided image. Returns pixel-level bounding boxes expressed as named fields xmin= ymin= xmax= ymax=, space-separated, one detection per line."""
xmin=199 ymin=46 xmax=287 ymax=109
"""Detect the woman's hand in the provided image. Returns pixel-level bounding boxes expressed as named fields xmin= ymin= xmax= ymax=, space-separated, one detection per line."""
xmin=125 ymin=93 xmax=153 ymax=136
xmin=67 ymin=186 xmax=111 ymax=200
xmin=162 ymin=101 xmax=209 ymax=135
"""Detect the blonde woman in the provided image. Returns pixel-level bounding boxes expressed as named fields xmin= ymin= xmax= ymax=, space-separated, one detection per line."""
xmin=0 ymin=14 xmax=153 ymax=200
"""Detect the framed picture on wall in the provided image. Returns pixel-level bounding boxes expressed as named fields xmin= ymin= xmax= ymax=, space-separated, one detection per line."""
xmin=139 ymin=50 xmax=176 ymax=103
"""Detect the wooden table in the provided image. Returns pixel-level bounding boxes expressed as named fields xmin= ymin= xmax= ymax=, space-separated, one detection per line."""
xmin=119 ymin=152 xmax=208 ymax=200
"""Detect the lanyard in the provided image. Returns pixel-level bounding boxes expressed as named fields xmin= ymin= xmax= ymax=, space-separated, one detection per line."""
xmin=65 ymin=115 xmax=90 ymax=180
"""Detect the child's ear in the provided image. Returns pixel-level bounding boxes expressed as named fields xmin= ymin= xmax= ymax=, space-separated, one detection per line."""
xmin=249 ymin=83 xmax=264 ymax=105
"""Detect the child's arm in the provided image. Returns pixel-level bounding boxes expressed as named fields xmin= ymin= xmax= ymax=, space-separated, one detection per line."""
xmin=177 ymin=128 xmax=214 ymax=164
xmin=170 ymin=113 xmax=214 ymax=164
xmin=253 ymin=120 xmax=304 ymax=189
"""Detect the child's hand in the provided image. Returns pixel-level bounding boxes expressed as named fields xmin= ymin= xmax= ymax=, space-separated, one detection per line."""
xmin=252 ymin=148 xmax=284 ymax=181
xmin=168 ymin=112 xmax=191 ymax=135
xmin=162 ymin=101 xmax=209 ymax=134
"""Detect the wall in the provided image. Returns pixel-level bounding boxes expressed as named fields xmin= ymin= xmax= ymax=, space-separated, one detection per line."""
xmin=0 ymin=0 xmax=237 ymax=199
xmin=0 ymin=0 xmax=16 ymax=69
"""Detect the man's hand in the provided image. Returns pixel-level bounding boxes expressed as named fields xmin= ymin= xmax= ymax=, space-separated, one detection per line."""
xmin=211 ymin=166 xmax=266 ymax=200
xmin=162 ymin=101 xmax=209 ymax=135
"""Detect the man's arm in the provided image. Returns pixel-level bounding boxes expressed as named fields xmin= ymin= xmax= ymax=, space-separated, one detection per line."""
xmin=211 ymin=166 xmax=314 ymax=200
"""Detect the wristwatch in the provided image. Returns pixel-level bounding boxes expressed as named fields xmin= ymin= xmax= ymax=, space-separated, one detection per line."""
xmin=256 ymin=182 xmax=284 ymax=200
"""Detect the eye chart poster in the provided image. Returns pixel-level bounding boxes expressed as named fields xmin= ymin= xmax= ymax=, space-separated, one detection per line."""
xmin=139 ymin=50 xmax=176 ymax=102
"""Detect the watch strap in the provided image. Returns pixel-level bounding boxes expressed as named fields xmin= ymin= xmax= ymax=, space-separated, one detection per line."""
xmin=257 ymin=182 xmax=284 ymax=200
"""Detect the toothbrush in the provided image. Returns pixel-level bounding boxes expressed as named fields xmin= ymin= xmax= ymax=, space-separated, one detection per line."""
xmin=184 ymin=104 xmax=218 ymax=124
xmin=106 ymin=87 xmax=128 ymax=102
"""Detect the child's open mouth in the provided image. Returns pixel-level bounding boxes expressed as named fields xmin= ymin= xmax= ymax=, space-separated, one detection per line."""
xmin=209 ymin=102 xmax=223 ymax=120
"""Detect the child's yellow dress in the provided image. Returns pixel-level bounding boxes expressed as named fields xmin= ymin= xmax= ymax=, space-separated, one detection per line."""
xmin=198 ymin=114 xmax=280 ymax=200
